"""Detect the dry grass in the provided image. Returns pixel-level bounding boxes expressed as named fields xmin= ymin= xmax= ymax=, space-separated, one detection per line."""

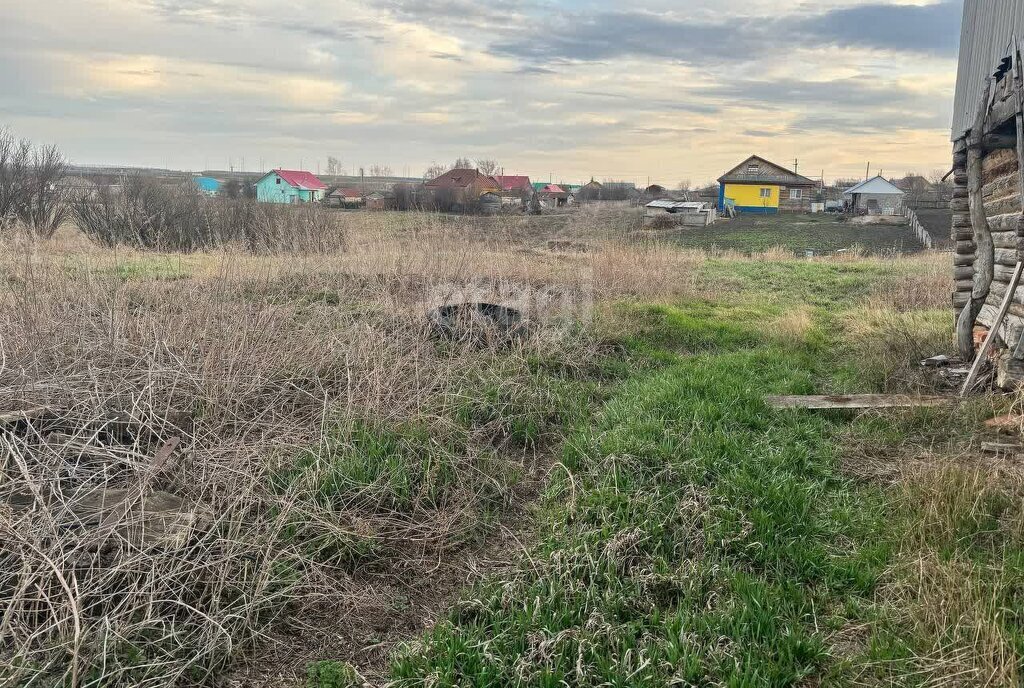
xmin=0 ymin=206 xmax=964 ymax=686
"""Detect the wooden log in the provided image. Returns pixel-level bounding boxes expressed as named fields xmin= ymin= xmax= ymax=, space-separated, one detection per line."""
xmin=988 ymin=213 xmax=1024 ymax=231
xmin=953 ymin=187 xmax=969 ymax=199
xmin=956 ymin=240 xmax=977 ymax=253
xmin=954 ymin=253 xmax=977 ymax=266
xmin=953 ymin=214 xmax=974 ymax=229
xmin=954 ymin=173 xmax=970 ymax=186
xmin=959 ymin=77 xmax=996 ymax=361
xmin=766 ymin=395 xmax=952 ymax=410
xmin=951 ymin=198 xmax=970 ymax=212
xmin=996 ymin=248 xmax=1020 ymax=266
xmin=955 ymin=278 xmax=976 ymax=292
xmin=996 ymin=264 xmax=1020 ymax=282
xmin=964 ymin=261 xmax=1024 ymax=395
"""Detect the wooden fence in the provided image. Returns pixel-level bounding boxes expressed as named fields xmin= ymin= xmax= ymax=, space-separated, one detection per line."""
xmin=905 ymin=207 xmax=934 ymax=249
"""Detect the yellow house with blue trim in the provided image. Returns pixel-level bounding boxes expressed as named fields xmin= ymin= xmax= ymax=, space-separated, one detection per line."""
xmin=718 ymin=155 xmax=817 ymax=214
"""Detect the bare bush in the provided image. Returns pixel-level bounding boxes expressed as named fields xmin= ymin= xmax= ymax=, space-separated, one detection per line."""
xmin=73 ymin=175 xmax=346 ymax=253
xmin=0 ymin=128 xmax=69 ymax=237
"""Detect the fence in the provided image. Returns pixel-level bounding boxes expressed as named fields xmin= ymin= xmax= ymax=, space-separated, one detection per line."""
xmin=905 ymin=207 xmax=934 ymax=249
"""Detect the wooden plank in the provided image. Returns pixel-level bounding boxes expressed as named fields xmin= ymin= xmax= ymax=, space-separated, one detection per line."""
xmin=0 ymin=406 xmax=51 ymax=424
xmin=963 ymin=261 xmax=1024 ymax=396
xmin=766 ymin=395 xmax=952 ymax=410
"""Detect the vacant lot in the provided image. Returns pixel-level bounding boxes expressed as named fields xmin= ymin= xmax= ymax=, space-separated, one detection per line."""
xmin=666 ymin=212 xmax=925 ymax=255
xmin=2 ymin=206 xmax=1020 ymax=687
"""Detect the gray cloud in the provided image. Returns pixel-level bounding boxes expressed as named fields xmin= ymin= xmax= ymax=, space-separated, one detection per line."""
xmin=488 ymin=2 xmax=961 ymax=66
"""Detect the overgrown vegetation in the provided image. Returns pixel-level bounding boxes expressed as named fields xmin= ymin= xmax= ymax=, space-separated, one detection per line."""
xmin=1 ymin=206 xmax=1016 ymax=687
xmin=73 ymin=175 xmax=347 ymax=252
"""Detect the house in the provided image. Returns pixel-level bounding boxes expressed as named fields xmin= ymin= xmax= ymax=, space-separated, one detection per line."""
xmin=255 ymin=169 xmax=327 ymax=204
xmin=842 ymin=176 xmax=905 ymax=215
xmin=365 ymin=192 xmax=387 ymax=211
xmin=494 ymin=175 xmax=533 ymax=194
xmin=423 ymin=168 xmax=501 ymax=212
xmin=325 ymin=187 xmax=364 ymax=208
xmin=193 ymin=176 xmax=221 ymax=196
xmin=536 ymin=183 xmax=570 ymax=207
xmin=947 ymin=0 xmax=1024 ymax=386
xmin=717 ymin=156 xmax=817 ymax=214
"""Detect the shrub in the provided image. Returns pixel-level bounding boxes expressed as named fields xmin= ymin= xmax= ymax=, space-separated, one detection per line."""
xmin=0 ymin=128 xmax=70 ymax=237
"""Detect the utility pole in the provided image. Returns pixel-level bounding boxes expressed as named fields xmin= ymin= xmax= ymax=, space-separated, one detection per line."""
xmin=865 ymin=162 xmax=870 ymax=180
xmin=793 ymin=159 xmax=799 ymax=175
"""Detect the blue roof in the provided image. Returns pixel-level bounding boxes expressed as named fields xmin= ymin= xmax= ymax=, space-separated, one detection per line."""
xmin=194 ymin=176 xmax=221 ymax=193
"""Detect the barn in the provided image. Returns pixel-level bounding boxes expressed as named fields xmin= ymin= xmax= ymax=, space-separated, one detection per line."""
xmin=949 ymin=0 xmax=1024 ymax=386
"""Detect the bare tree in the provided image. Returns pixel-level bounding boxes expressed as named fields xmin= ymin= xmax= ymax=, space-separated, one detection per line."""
xmin=325 ymin=156 xmax=342 ymax=175
xmin=475 ymin=159 xmax=499 ymax=176
xmin=0 ymin=128 xmax=69 ymax=237
xmin=452 ymin=157 xmax=473 ymax=170
xmin=678 ymin=179 xmax=692 ymax=192
xmin=368 ymin=164 xmax=392 ymax=177
xmin=423 ymin=162 xmax=448 ymax=180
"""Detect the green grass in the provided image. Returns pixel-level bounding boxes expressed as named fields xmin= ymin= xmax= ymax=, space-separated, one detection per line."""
xmin=385 ymin=281 xmax=1024 ymax=685
xmin=391 ymin=305 xmax=894 ymax=685
xmin=669 ymin=214 xmax=923 ymax=255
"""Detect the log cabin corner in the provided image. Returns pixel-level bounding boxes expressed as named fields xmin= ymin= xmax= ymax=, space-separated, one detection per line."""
xmin=951 ymin=2 xmax=1024 ymax=387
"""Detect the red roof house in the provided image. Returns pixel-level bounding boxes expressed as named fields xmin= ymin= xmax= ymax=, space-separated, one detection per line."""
xmin=494 ymin=175 xmax=533 ymax=193
xmin=255 ymin=169 xmax=327 ymax=204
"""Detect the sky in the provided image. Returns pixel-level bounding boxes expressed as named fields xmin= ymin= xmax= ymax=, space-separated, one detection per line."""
xmin=0 ymin=0 xmax=964 ymax=186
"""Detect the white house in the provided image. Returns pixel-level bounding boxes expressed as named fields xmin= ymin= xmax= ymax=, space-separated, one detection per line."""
xmin=842 ymin=176 xmax=905 ymax=215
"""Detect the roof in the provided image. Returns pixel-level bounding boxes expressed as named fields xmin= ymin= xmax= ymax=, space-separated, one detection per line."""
xmin=327 ymin=187 xmax=362 ymax=198
xmin=952 ymin=0 xmax=1024 ymax=141
xmin=267 ymin=169 xmax=327 ymax=191
xmin=537 ymin=184 xmax=566 ymax=194
xmin=194 ymin=176 xmax=221 ymax=192
xmin=425 ymin=168 xmax=499 ymax=189
xmin=494 ymin=175 xmax=531 ymax=191
xmin=646 ymin=200 xmax=705 ymax=210
xmin=718 ymin=155 xmax=817 ymax=186
xmin=842 ymin=176 xmax=905 ymax=196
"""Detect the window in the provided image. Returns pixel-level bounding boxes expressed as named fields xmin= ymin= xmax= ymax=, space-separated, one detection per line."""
xmin=759 ymin=188 xmax=772 ymax=199
xmin=276 ymin=177 xmax=281 ymax=184
xmin=747 ymin=164 xmax=760 ymax=173
xmin=789 ymin=188 xmax=802 ymax=200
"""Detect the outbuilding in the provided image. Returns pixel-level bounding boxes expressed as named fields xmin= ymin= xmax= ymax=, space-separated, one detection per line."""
xmin=842 ymin=176 xmax=905 ymax=214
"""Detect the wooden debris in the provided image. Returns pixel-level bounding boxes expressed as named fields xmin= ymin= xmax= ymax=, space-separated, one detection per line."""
xmin=766 ymin=394 xmax=952 ymax=410
xmin=984 ymin=414 xmax=1022 ymax=432
xmin=0 ymin=406 xmax=51 ymax=424
xmin=981 ymin=441 xmax=1023 ymax=456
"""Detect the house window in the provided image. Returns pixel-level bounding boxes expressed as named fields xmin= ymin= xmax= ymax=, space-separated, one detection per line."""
xmin=276 ymin=177 xmax=281 ymax=184
xmin=747 ymin=164 xmax=760 ymax=173
xmin=789 ymin=188 xmax=802 ymax=200
xmin=760 ymin=188 xmax=772 ymax=199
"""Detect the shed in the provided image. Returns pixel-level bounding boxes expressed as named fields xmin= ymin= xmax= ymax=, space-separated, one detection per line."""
xmin=842 ymin=176 xmax=905 ymax=215
xmin=644 ymin=200 xmax=716 ymax=227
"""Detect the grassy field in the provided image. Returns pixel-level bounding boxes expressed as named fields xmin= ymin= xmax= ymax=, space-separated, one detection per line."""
xmin=664 ymin=212 xmax=925 ymax=255
xmin=2 ymin=208 xmax=1021 ymax=687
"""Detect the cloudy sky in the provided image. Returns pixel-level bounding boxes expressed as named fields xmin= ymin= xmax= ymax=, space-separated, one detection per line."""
xmin=0 ymin=0 xmax=963 ymax=185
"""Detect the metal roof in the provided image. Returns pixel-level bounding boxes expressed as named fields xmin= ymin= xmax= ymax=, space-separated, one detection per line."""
xmin=951 ymin=0 xmax=1024 ymax=141
xmin=646 ymin=200 xmax=705 ymax=210
xmin=269 ymin=169 xmax=327 ymax=191
xmin=842 ymin=176 xmax=905 ymax=196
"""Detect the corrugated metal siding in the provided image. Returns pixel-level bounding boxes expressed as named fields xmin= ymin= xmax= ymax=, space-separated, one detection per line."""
xmin=951 ymin=0 xmax=1024 ymax=141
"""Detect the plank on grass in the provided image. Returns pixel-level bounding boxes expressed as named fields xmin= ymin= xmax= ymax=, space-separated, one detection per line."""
xmin=766 ymin=395 xmax=952 ymax=410
xmin=0 ymin=406 xmax=51 ymax=424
